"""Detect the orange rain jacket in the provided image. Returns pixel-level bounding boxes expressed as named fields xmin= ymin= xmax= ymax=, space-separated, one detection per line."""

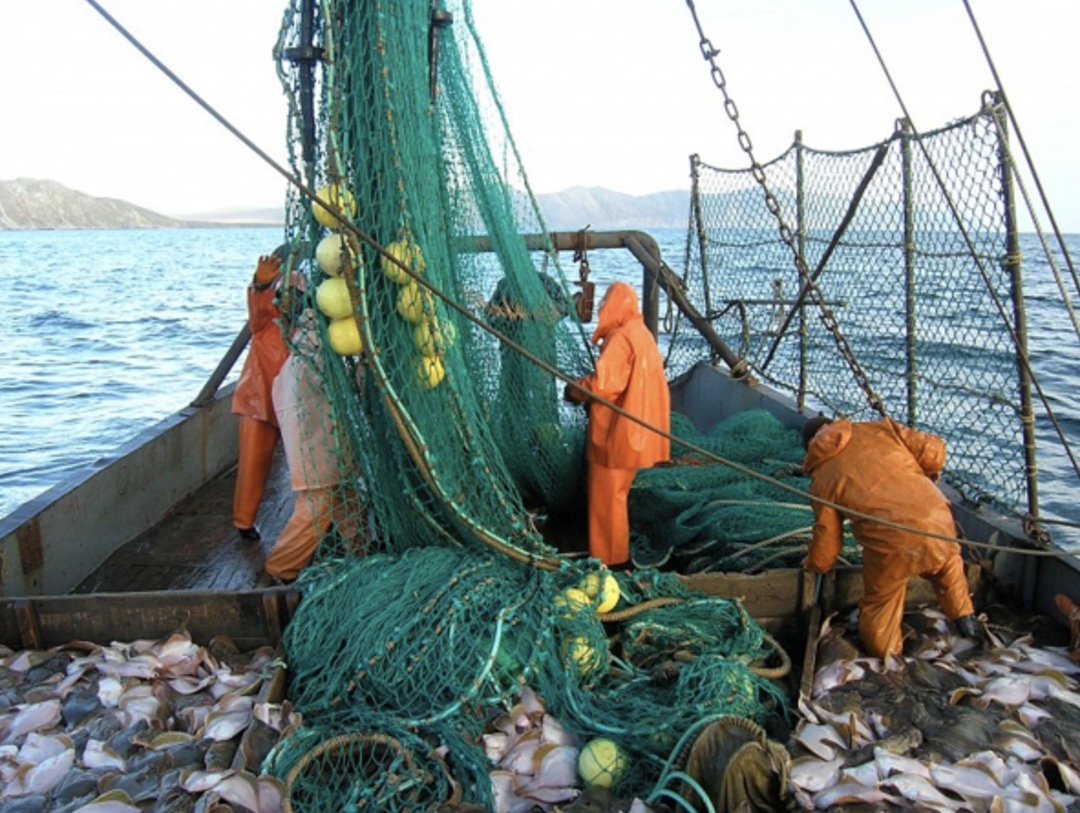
xmin=802 ymin=417 xmax=973 ymax=656
xmin=570 ymin=282 xmax=670 ymax=564
xmin=575 ymin=282 xmax=671 ymax=469
xmin=232 ymin=262 xmax=289 ymax=425
xmin=232 ymin=256 xmax=291 ymax=531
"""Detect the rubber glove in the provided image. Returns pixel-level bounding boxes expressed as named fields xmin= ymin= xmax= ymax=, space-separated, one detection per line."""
xmin=254 ymin=254 xmax=283 ymax=286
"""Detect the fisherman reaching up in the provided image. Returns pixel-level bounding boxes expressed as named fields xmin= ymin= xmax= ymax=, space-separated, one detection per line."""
xmin=801 ymin=415 xmax=980 ymax=658
xmin=231 ymin=245 xmax=291 ymax=543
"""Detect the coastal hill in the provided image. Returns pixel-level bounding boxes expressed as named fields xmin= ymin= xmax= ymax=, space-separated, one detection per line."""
xmin=0 ymin=178 xmax=203 ymax=230
xmin=0 ymin=178 xmax=690 ymax=231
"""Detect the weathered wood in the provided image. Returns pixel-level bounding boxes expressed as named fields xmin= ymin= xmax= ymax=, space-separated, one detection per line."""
xmin=797 ymin=571 xmax=834 ymax=706
xmin=0 ymin=589 xmax=295 ymax=650
xmin=680 ymin=569 xmax=806 ymax=619
xmin=72 ymin=448 xmax=292 ymax=595
xmin=14 ymin=599 xmax=43 ymax=650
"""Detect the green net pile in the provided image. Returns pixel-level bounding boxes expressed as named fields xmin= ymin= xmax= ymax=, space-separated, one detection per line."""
xmin=630 ymin=410 xmax=861 ymax=573
xmin=264 ymin=548 xmax=790 ymax=808
xmin=271 ymin=0 xmax=594 ymax=568
xmin=261 ymin=1 xmax=797 ymax=808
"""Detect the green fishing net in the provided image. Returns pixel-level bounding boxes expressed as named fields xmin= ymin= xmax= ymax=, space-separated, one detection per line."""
xmin=631 ymin=410 xmax=862 ymax=572
xmin=272 ymin=0 xmax=593 ymax=570
xmin=265 ymin=548 xmax=791 ymax=808
xmin=261 ymin=1 xmax=801 ymax=809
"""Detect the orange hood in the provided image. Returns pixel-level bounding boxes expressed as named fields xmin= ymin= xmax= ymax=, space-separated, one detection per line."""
xmin=802 ymin=419 xmax=853 ymax=473
xmin=591 ymin=282 xmax=641 ymax=345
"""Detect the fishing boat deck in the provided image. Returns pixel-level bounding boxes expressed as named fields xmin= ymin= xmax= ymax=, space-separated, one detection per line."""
xmin=69 ymin=451 xmax=590 ymax=594
xmin=71 ymin=451 xmax=294 ymax=593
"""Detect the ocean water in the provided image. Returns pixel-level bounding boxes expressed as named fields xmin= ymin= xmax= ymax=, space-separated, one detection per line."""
xmin=0 ymin=227 xmax=280 ymax=515
xmin=2 ymin=226 xmax=1079 ymax=550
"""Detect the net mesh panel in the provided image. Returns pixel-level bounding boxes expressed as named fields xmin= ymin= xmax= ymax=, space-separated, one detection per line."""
xmin=670 ymin=107 xmax=1024 ymax=513
xmin=264 ymin=1 xmax=792 ymax=808
xmin=273 ymin=0 xmax=596 ymax=568
xmin=631 ymin=410 xmax=860 ymax=573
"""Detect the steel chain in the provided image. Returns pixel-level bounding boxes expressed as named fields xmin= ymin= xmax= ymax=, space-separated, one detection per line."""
xmin=684 ymin=0 xmax=886 ymax=416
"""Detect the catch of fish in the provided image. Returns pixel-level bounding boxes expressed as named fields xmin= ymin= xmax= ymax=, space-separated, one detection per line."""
xmin=3 ymin=603 xmax=1079 ymax=813
xmin=0 ymin=630 xmax=298 ymax=812
xmin=790 ymin=607 xmax=1080 ymax=811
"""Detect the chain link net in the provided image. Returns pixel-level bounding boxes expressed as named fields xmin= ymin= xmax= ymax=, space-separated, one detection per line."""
xmin=668 ymin=104 xmax=1024 ymax=513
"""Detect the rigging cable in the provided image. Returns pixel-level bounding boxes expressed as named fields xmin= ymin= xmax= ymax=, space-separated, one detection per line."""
xmin=985 ymin=95 xmax=1080 ymax=344
xmin=847 ymin=0 xmax=1080 ymax=508
xmin=962 ymin=0 xmax=1080 ymax=306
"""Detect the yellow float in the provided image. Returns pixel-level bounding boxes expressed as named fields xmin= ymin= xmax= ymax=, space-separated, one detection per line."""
xmin=396 ymin=283 xmax=430 ymax=324
xmin=579 ymin=572 xmax=621 ymax=614
xmin=315 ymin=277 xmax=353 ymax=320
xmin=413 ymin=318 xmax=457 ymax=356
xmin=381 ymin=238 xmax=425 ymax=284
xmin=313 ymin=183 xmax=357 ymax=229
xmin=315 ymin=233 xmax=357 ymax=277
xmin=559 ymin=635 xmax=599 ymax=677
xmin=328 ymin=316 xmax=363 ymax=356
xmin=415 ymin=355 xmax=445 ymax=389
xmin=577 ymin=738 xmax=627 ymax=788
xmin=553 ymin=587 xmax=591 ymax=618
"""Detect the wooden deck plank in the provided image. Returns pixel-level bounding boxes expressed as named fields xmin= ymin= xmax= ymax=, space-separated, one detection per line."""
xmin=72 ymin=450 xmax=293 ymax=594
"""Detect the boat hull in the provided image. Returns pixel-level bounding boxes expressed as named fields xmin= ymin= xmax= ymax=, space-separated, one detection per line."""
xmin=1 ymin=359 xmax=1068 ymax=653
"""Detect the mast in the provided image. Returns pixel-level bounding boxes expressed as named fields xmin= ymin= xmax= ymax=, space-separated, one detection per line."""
xmin=282 ymin=0 xmax=322 ymax=183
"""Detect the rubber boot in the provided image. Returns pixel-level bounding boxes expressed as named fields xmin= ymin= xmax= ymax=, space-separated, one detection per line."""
xmin=954 ymin=614 xmax=980 ymax=639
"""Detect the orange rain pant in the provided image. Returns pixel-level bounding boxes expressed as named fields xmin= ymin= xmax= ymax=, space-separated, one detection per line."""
xmin=232 ymin=417 xmax=280 ymax=530
xmin=264 ymin=487 xmax=359 ymax=581
xmin=859 ymin=553 xmax=973 ymax=659
xmin=587 ymin=463 xmax=637 ymax=566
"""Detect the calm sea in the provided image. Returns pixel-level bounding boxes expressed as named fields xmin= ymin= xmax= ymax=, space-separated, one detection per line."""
xmin=2 ymin=227 xmax=1079 ymax=549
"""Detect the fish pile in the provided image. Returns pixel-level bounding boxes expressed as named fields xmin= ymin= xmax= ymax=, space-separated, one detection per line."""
xmin=0 ymin=630 xmax=300 ymax=812
xmin=481 ymin=684 xmax=662 ymax=813
xmin=789 ymin=608 xmax=1080 ymax=811
xmin=483 ymin=684 xmax=582 ymax=812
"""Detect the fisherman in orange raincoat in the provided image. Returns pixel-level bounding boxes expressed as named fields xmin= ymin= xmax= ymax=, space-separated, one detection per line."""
xmin=801 ymin=415 xmax=979 ymax=658
xmin=565 ymin=282 xmax=670 ymax=567
xmin=231 ymin=246 xmax=291 ymax=542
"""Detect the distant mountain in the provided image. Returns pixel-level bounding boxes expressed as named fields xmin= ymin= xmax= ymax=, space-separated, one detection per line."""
xmin=176 ymin=205 xmax=285 ymax=226
xmin=0 ymin=178 xmax=689 ymax=231
xmin=535 ymin=187 xmax=690 ymax=230
xmin=185 ymin=187 xmax=692 ymax=230
xmin=0 ymin=179 xmax=200 ymax=230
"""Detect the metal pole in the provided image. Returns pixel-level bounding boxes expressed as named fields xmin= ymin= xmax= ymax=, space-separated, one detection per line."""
xmin=995 ymin=96 xmax=1040 ymax=522
xmin=622 ymin=234 xmax=747 ymax=376
xmin=281 ymin=0 xmax=320 ymax=169
xmin=459 ymin=230 xmax=748 ymax=376
xmin=901 ymin=118 xmax=918 ymax=425
xmin=190 ymin=324 xmax=250 ymax=408
xmin=689 ymin=154 xmax=713 ymax=317
xmin=795 ymin=130 xmax=807 ymax=409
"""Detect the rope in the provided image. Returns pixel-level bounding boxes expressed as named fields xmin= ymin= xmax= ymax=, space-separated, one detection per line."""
xmin=849 ymin=0 xmax=1080 ymax=512
xmin=606 ymin=595 xmax=792 ymax=680
xmin=602 ymin=596 xmax=687 ymax=623
xmin=282 ymin=732 xmax=433 ymax=813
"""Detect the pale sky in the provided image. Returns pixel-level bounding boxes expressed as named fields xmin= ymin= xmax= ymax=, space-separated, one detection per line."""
xmin=2 ymin=1 xmax=1078 ymax=229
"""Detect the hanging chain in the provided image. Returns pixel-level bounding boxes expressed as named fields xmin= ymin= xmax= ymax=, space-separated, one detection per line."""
xmin=571 ymin=226 xmax=596 ymax=323
xmin=683 ymin=0 xmax=885 ymax=416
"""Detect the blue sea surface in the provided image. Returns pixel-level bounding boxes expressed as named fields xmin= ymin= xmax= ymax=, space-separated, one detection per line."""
xmin=1 ymin=226 xmax=1079 ymax=552
xmin=0 ymin=227 xmax=282 ymax=515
